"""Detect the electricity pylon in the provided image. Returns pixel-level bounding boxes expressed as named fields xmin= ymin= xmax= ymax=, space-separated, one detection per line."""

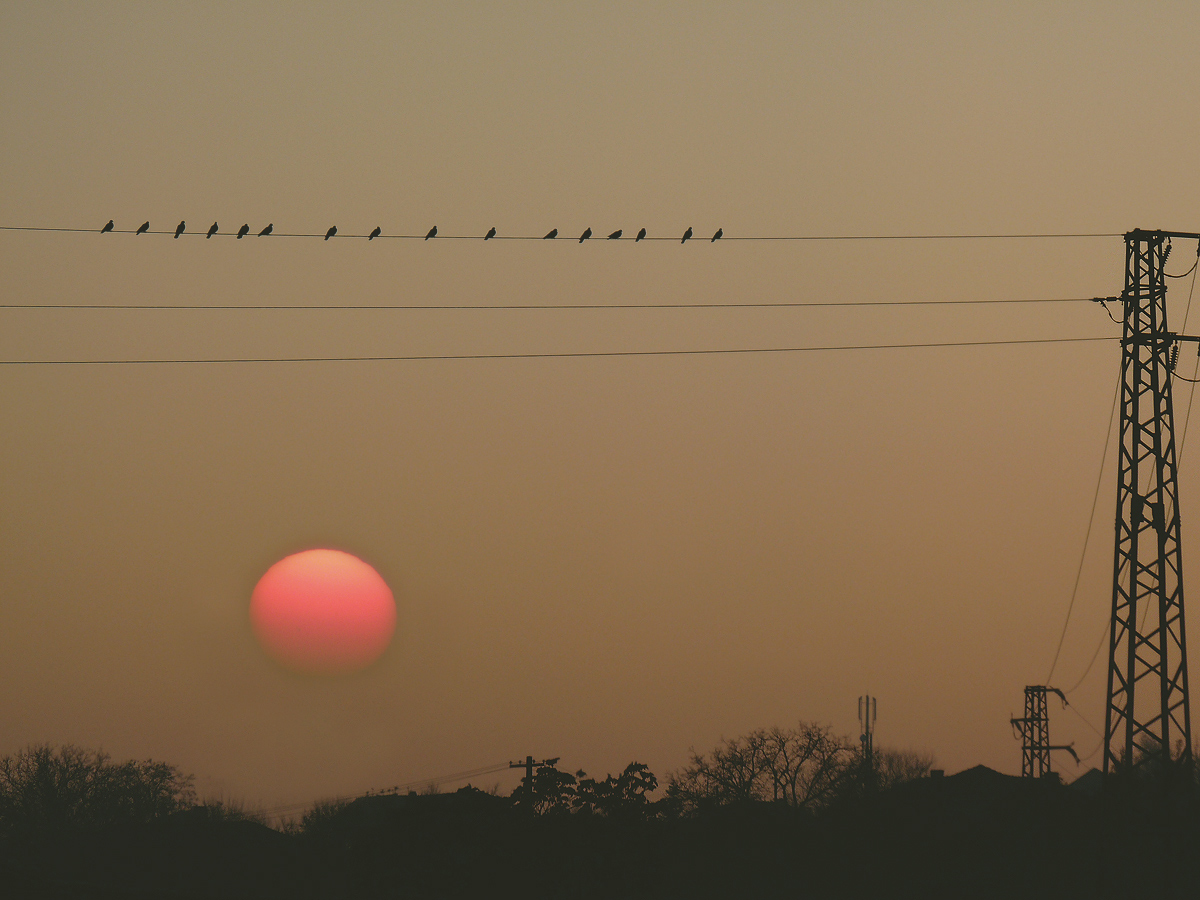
xmin=1104 ymin=229 xmax=1196 ymax=777
xmin=1011 ymin=685 xmax=1077 ymax=778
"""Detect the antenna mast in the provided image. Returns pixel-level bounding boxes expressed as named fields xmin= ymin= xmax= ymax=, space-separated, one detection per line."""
xmin=858 ymin=694 xmax=877 ymax=767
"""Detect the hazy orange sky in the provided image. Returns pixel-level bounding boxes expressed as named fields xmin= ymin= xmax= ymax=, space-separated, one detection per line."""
xmin=4 ymin=2 xmax=1200 ymax=809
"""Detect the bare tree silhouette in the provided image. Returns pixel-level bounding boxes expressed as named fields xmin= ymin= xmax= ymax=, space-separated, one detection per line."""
xmin=0 ymin=744 xmax=194 ymax=834
xmin=666 ymin=723 xmax=854 ymax=812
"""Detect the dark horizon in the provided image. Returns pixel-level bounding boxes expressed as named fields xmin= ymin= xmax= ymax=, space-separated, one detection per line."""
xmin=5 ymin=738 xmax=1198 ymax=898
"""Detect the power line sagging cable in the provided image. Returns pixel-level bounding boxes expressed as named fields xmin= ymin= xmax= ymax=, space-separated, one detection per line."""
xmin=0 ymin=336 xmax=1117 ymax=367
xmin=366 ymin=762 xmax=514 ymax=797
xmin=1062 ymin=702 xmax=1107 ymax=763
xmin=0 ymin=300 xmax=1104 ymax=314
xmin=1045 ymin=370 xmax=1121 ymax=685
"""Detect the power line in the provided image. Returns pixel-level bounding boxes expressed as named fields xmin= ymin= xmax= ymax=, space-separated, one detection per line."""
xmin=1173 ymin=264 xmax=1200 ymax=456
xmin=368 ymin=762 xmax=514 ymax=797
xmin=0 ymin=335 xmax=1116 ymax=367
xmin=1064 ymin=702 xmax=1107 ymax=763
xmin=1064 ymin=618 xmax=1110 ymax=696
xmin=1064 ymin=698 xmax=1105 ymax=740
xmin=0 ymin=224 xmax=1124 ymax=241
xmin=1045 ymin=370 xmax=1121 ymax=685
xmin=0 ymin=296 xmax=1104 ymax=311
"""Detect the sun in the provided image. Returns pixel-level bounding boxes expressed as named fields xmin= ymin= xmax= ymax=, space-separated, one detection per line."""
xmin=250 ymin=549 xmax=396 ymax=674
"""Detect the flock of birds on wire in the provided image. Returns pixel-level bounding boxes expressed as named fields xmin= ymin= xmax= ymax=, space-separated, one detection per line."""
xmin=97 ymin=219 xmax=724 ymax=243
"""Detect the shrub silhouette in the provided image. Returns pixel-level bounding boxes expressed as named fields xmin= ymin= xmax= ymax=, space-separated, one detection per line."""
xmin=575 ymin=762 xmax=659 ymax=818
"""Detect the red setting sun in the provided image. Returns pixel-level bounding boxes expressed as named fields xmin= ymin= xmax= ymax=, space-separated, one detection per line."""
xmin=250 ymin=549 xmax=396 ymax=674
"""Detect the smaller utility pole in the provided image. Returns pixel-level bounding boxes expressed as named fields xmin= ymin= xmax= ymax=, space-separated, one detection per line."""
xmin=508 ymin=755 xmax=559 ymax=809
xmin=1010 ymin=686 xmax=1078 ymax=778
xmin=858 ymin=695 xmax=877 ymax=767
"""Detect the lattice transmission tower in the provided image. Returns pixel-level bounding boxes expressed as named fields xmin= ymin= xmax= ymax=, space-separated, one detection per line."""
xmin=1011 ymin=685 xmax=1077 ymax=778
xmin=1104 ymin=229 xmax=1198 ymax=777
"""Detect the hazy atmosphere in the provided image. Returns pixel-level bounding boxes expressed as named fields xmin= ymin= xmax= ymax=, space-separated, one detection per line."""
xmin=4 ymin=2 xmax=1200 ymax=812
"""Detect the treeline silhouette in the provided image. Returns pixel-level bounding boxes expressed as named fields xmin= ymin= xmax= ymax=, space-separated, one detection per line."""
xmin=4 ymin=727 xmax=1200 ymax=898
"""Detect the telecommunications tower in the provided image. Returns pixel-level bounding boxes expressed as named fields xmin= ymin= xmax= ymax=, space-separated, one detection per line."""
xmin=1103 ymin=229 xmax=1198 ymax=777
xmin=858 ymin=694 xmax=877 ymax=767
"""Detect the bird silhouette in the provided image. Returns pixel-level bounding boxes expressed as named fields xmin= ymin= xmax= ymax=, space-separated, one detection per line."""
xmin=681 ymin=227 xmax=692 ymax=243
xmin=579 ymin=227 xmax=592 ymax=243
xmin=636 ymin=228 xmax=646 ymax=242
xmin=608 ymin=229 xmax=622 ymax=240
xmin=206 ymin=222 xmax=218 ymax=238
xmin=369 ymin=227 xmax=381 ymax=240
xmin=174 ymin=221 xmax=185 ymax=239
xmin=711 ymin=228 xmax=722 ymax=242
xmin=237 ymin=224 xmax=250 ymax=239
xmin=485 ymin=227 xmax=496 ymax=240
xmin=325 ymin=226 xmax=337 ymax=241
xmin=544 ymin=229 xmax=558 ymax=239
xmin=258 ymin=224 xmax=273 ymax=236
xmin=425 ymin=226 xmax=437 ymax=240
xmin=136 ymin=221 xmax=150 ymax=236
xmin=101 ymin=220 xmax=114 ymax=234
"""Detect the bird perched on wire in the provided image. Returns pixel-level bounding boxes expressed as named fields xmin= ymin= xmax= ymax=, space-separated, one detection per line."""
xmin=485 ymin=227 xmax=496 ymax=240
xmin=206 ymin=222 xmax=218 ymax=238
xmin=136 ymin=221 xmax=150 ymax=235
xmin=325 ymin=226 xmax=337 ymax=241
xmin=608 ymin=229 xmax=622 ymax=240
xmin=369 ymin=227 xmax=381 ymax=240
xmin=237 ymin=224 xmax=250 ymax=239
xmin=544 ymin=229 xmax=558 ymax=239
xmin=174 ymin=221 xmax=185 ymax=239
xmin=579 ymin=227 xmax=592 ymax=243
xmin=636 ymin=228 xmax=646 ymax=242
xmin=101 ymin=220 xmax=114 ymax=234
xmin=258 ymin=224 xmax=273 ymax=236
xmin=681 ymin=227 xmax=692 ymax=243
xmin=425 ymin=225 xmax=437 ymax=240
xmin=711 ymin=228 xmax=722 ymax=242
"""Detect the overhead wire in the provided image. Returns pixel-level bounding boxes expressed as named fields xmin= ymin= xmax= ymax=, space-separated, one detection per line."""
xmin=1064 ymin=698 xmax=1105 ymax=741
xmin=1063 ymin=619 xmax=1111 ymax=696
xmin=0 ymin=335 xmax=1116 ymax=366
xmin=0 ymin=296 xmax=1103 ymax=311
xmin=1056 ymin=698 xmax=1106 ymax=765
xmin=1094 ymin=299 xmax=1121 ymax=325
xmin=1045 ymin=368 xmax=1121 ymax=685
xmin=0 ymin=224 xmax=1125 ymax=241
xmin=1063 ymin=700 xmax=1106 ymax=764
xmin=1172 ymin=258 xmax=1200 ymax=461
xmin=366 ymin=762 xmax=514 ymax=797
